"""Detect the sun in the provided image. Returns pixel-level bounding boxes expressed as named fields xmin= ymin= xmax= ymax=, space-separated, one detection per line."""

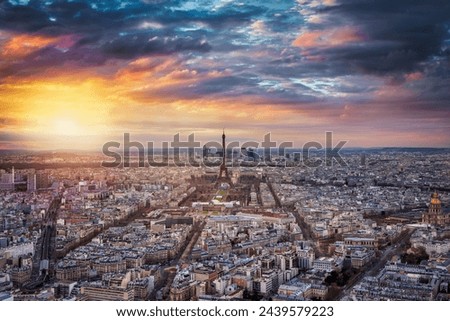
xmin=52 ymin=118 xmax=84 ymax=137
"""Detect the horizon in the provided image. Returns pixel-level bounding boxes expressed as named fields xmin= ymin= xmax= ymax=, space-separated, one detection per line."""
xmin=2 ymin=146 xmax=450 ymax=153
xmin=1 ymin=0 xmax=449 ymax=150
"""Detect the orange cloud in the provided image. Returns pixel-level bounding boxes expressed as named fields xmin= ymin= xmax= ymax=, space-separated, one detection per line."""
xmin=374 ymin=83 xmax=414 ymax=100
xmin=292 ymin=26 xmax=364 ymax=48
xmin=115 ymin=57 xmax=180 ymax=83
xmin=405 ymin=72 xmax=423 ymax=82
xmin=115 ymin=56 xmax=232 ymax=98
xmin=299 ymin=0 xmax=336 ymax=7
xmin=1 ymin=34 xmax=58 ymax=59
xmin=322 ymin=0 xmax=336 ymax=6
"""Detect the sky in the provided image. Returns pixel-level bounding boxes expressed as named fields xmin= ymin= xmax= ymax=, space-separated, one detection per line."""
xmin=0 ymin=0 xmax=449 ymax=150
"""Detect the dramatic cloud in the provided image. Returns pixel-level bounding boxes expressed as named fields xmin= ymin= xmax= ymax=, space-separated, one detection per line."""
xmin=101 ymin=35 xmax=211 ymax=59
xmin=293 ymin=26 xmax=363 ymax=48
xmin=306 ymin=0 xmax=450 ymax=75
xmin=0 ymin=0 xmax=449 ymax=149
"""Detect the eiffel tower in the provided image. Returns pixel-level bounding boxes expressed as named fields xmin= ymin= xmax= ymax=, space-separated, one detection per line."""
xmin=218 ymin=129 xmax=229 ymax=179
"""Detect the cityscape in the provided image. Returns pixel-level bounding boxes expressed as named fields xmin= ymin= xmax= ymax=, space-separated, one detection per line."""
xmin=1 ymin=0 xmax=450 ymax=305
xmin=0 ymin=133 xmax=449 ymax=301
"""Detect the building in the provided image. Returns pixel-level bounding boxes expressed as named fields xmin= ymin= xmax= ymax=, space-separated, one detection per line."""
xmin=0 ymin=243 xmax=34 ymax=261
xmin=36 ymin=172 xmax=50 ymax=189
xmin=274 ymin=281 xmax=328 ymax=301
xmin=92 ymin=257 xmax=126 ymax=276
xmin=54 ymin=281 xmax=77 ymax=298
xmin=351 ymin=263 xmax=447 ymax=301
xmin=344 ymin=237 xmax=378 ymax=249
xmin=313 ymin=257 xmax=336 ymax=272
xmin=130 ymin=277 xmax=154 ymax=300
xmin=0 ymin=167 xmax=14 ymax=191
xmin=55 ymin=261 xmax=89 ymax=281
xmin=169 ymin=279 xmax=197 ymax=300
xmin=81 ymin=284 xmax=134 ymax=301
xmin=350 ymin=250 xmax=375 ymax=269
xmin=27 ymin=173 xmax=36 ymax=192
xmin=0 ymin=292 xmax=13 ymax=301
xmin=11 ymin=267 xmax=32 ymax=286
xmin=423 ymin=192 xmax=450 ymax=226
xmin=0 ymin=273 xmax=12 ymax=292
xmin=297 ymin=246 xmax=315 ymax=270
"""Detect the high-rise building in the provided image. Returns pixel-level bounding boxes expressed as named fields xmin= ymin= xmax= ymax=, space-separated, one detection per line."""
xmin=36 ymin=172 xmax=50 ymax=189
xmin=27 ymin=173 xmax=36 ymax=192
xmin=0 ymin=167 xmax=15 ymax=191
xmin=0 ymin=168 xmax=14 ymax=184
xmin=202 ymin=144 xmax=209 ymax=158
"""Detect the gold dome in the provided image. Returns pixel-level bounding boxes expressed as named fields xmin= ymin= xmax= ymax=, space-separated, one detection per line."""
xmin=430 ymin=192 xmax=441 ymax=205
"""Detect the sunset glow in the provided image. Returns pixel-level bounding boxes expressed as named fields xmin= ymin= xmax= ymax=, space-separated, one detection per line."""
xmin=0 ymin=0 xmax=449 ymax=149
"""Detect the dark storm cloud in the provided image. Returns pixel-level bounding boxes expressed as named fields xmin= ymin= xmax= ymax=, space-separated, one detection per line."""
xmin=0 ymin=0 xmax=216 ymax=77
xmin=0 ymin=0 xmax=266 ymax=76
xmin=158 ymin=5 xmax=265 ymax=28
xmin=0 ymin=0 xmax=51 ymax=32
xmin=129 ymin=75 xmax=259 ymax=101
xmin=261 ymin=53 xmax=350 ymax=80
xmin=191 ymin=75 xmax=256 ymax=95
xmin=101 ymin=34 xmax=211 ymax=60
xmin=318 ymin=0 xmax=450 ymax=75
xmin=128 ymin=72 xmax=321 ymax=106
xmin=1 ymin=0 xmax=450 ymax=110
xmin=0 ymin=46 xmax=108 ymax=79
xmin=0 ymin=0 xmax=181 ymax=33
xmin=0 ymin=0 xmax=263 ymax=36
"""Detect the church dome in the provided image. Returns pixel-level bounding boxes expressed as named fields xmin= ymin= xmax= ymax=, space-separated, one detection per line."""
xmin=430 ymin=192 xmax=441 ymax=205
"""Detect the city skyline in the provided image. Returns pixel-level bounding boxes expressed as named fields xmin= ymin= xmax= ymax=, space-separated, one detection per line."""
xmin=1 ymin=148 xmax=449 ymax=302
xmin=1 ymin=0 xmax=450 ymax=150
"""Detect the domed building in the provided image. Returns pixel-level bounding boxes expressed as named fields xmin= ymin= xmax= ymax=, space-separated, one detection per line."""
xmin=422 ymin=192 xmax=450 ymax=226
